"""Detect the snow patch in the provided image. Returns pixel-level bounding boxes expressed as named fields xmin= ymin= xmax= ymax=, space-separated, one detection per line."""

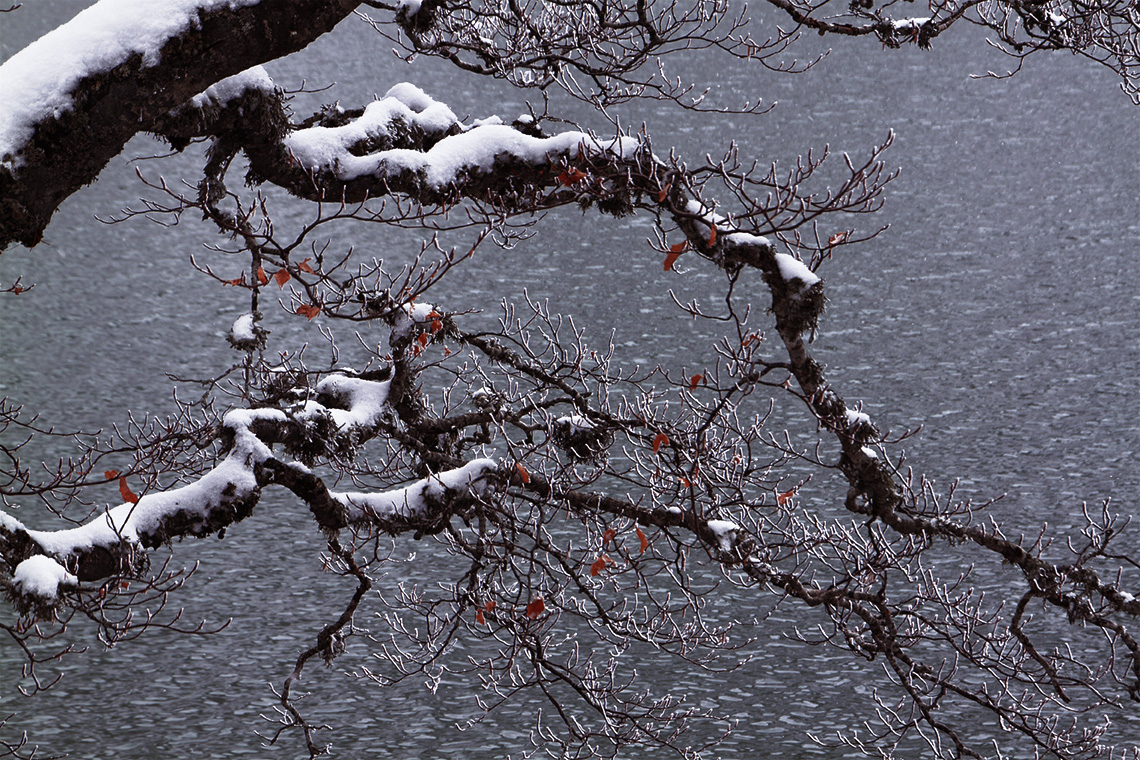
xmin=706 ymin=519 xmax=739 ymax=551
xmin=186 ymin=66 xmax=273 ymax=110
xmin=312 ymin=374 xmax=392 ymax=430
xmin=774 ymin=254 xmax=820 ymax=289
xmin=13 ymin=556 xmax=78 ymax=601
xmin=230 ymin=313 xmax=257 ymax=342
xmin=335 ymin=458 xmax=498 ymax=523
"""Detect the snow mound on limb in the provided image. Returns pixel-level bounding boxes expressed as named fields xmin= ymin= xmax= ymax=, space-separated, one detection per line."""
xmin=0 ymin=0 xmax=259 ymax=165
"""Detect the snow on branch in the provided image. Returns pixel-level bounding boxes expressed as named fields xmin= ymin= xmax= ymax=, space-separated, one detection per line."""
xmin=0 ymin=369 xmax=501 ymax=611
xmin=0 ymin=0 xmax=362 ymax=248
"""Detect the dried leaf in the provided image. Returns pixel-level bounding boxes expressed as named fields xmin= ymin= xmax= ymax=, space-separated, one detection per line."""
xmin=602 ymin=527 xmax=617 ymax=544
xmin=526 ymin=597 xmax=545 ymax=619
xmin=516 ymin=462 xmax=531 ymax=484
xmin=298 ymin=258 xmax=315 ymax=274
xmin=828 ymin=231 xmax=849 ymax=247
xmin=777 ymin=489 xmax=797 ymax=506
xmin=430 ymin=318 xmax=443 ymax=333
xmin=296 ymin=304 xmax=321 ymax=320
xmin=417 ymin=332 xmax=430 ymax=347
xmin=558 ymin=168 xmax=587 ymax=186
xmin=255 ymin=266 xmax=268 ymax=286
xmin=476 ymin=609 xmax=486 ymax=625
xmin=484 ymin=600 xmax=496 ymax=612
xmin=103 ymin=469 xmax=120 ymax=481
xmin=652 ymin=432 xmax=669 ymax=454
xmin=590 ymin=555 xmax=611 ymax=577
xmin=223 ymin=274 xmax=246 ymax=287
xmin=273 ymin=268 xmax=291 ymax=288
xmin=119 ymin=476 xmax=139 ymax=505
xmin=707 ymin=224 xmax=717 ymax=247
xmin=657 ymin=182 xmax=671 ymax=203
xmin=689 ymin=374 xmax=703 ymax=390
xmin=664 ymin=251 xmax=683 ymax=271
xmin=636 ymin=527 xmax=649 ymax=553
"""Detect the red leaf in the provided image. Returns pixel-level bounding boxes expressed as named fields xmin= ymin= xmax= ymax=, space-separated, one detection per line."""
xmin=103 ymin=469 xmax=120 ymax=481
xmin=255 ymin=266 xmax=269 ymax=286
xmin=777 ymin=488 xmax=797 ymax=506
xmin=224 ymin=274 xmax=246 ymax=287
xmin=652 ymin=432 xmax=669 ymax=454
xmin=485 ymin=600 xmax=496 ymax=612
xmin=636 ymin=527 xmax=649 ymax=553
xmin=689 ymin=374 xmax=703 ymax=390
xmin=417 ymin=332 xmax=430 ymax=347
xmin=273 ymin=268 xmax=291 ymax=288
xmin=680 ymin=476 xmax=691 ymax=488
xmin=602 ymin=527 xmax=617 ymax=544
xmin=120 ymin=581 xmax=130 ymax=590
xmin=119 ymin=476 xmax=138 ymax=505
xmin=657 ymin=182 xmax=671 ymax=203
xmin=296 ymin=304 xmax=321 ymax=320
xmin=590 ymin=555 xmax=611 ymax=577
xmin=664 ymin=251 xmax=683 ymax=271
xmin=298 ymin=258 xmax=315 ymax=274
xmin=526 ymin=597 xmax=545 ymax=619
xmin=516 ymin=462 xmax=531 ymax=484
xmin=670 ymin=241 xmax=688 ymax=254
xmin=828 ymin=231 xmax=849 ymax=248
xmin=430 ymin=318 xmax=443 ymax=334
xmin=558 ymin=168 xmax=587 ymax=186
xmin=476 ymin=609 xmax=485 ymax=625
xmin=707 ymin=224 xmax=717 ymax=247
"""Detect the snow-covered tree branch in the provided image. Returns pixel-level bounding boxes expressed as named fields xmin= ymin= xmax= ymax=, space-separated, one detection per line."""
xmin=2 ymin=0 xmax=1139 ymax=758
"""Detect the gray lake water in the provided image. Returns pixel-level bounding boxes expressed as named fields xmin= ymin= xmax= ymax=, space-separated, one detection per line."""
xmin=2 ymin=2 xmax=1139 ymax=758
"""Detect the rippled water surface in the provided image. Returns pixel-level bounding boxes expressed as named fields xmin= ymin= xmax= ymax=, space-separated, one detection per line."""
xmin=2 ymin=2 xmax=1139 ymax=758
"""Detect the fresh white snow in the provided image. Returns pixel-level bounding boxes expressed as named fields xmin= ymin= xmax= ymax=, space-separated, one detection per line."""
xmin=13 ymin=555 xmax=78 ymax=601
xmin=334 ymin=458 xmax=498 ymax=523
xmin=230 ymin=313 xmax=257 ymax=343
xmin=706 ymin=519 xmax=739 ymax=551
xmin=0 ymin=0 xmax=259 ymax=165
xmin=285 ymin=85 xmax=639 ymax=187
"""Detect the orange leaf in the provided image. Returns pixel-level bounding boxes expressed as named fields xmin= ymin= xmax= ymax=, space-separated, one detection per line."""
xmin=670 ymin=241 xmax=688 ymax=254
xmin=296 ymin=304 xmax=321 ymax=320
xmin=516 ymin=462 xmax=531 ymax=484
xmin=255 ymin=266 xmax=268 ymax=286
xmin=223 ymin=274 xmax=246 ymax=287
xmin=484 ymin=600 xmax=496 ymax=612
xmin=602 ymin=527 xmax=617 ymax=545
xmin=636 ymin=527 xmax=649 ymax=553
xmin=119 ymin=476 xmax=138 ymax=505
xmin=120 ymin=581 xmax=130 ymax=590
xmin=652 ymin=432 xmax=669 ymax=454
xmin=777 ymin=489 xmax=797 ymax=506
xmin=590 ymin=555 xmax=611 ymax=577
xmin=103 ymin=469 xmax=120 ymax=481
xmin=680 ymin=476 xmax=692 ymax=488
xmin=273 ymin=268 xmax=291 ymax=288
xmin=430 ymin=318 xmax=443 ymax=333
xmin=476 ymin=609 xmax=486 ymax=625
xmin=689 ymin=374 xmax=703 ymax=390
xmin=526 ymin=597 xmax=545 ymax=619
xmin=664 ymin=251 xmax=683 ymax=272
xmin=298 ymin=258 xmax=315 ymax=274
xmin=417 ymin=332 xmax=430 ymax=347
xmin=707 ymin=224 xmax=717 ymax=247
xmin=657 ymin=182 xmax=671 ymax=203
